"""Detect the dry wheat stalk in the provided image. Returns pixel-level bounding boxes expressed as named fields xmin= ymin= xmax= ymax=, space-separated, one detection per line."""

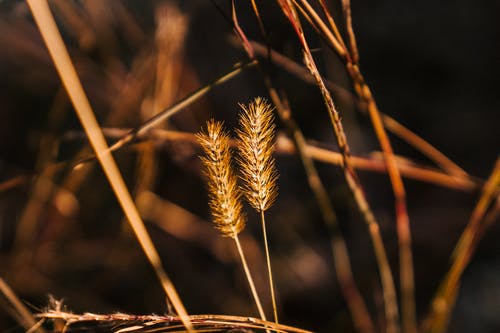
xmin=236 ymin=98 xmax=279 ymax=324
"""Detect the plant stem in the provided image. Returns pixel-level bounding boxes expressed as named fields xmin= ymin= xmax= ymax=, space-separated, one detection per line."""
xmin=424 ymin=158 xmax=500 ymax=333
xmin=25 ymin=1 xmax=193 ymax=331
xmin=264 ymin=80 xmax=375 ymax=333
xmin=260 ymin=210 xmax=279 ymax=324
xmin=233 ymin=232 xmax=267 ymax=323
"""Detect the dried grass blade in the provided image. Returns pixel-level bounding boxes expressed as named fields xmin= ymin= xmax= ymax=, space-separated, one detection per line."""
xmin=293 ymin=0 xmax=347 ymax=58
xmin=266 ymin=90 xmax=375 ymax=333
xmin=25 ymin=1 xmax=193 ymax=331
xmin=244 ymin=39 xmax=467 ymax=177
xmin=424 ymin=158 xmax=500 ymax=333
xmin=0 ymin=278 xmax=45 ymax=333
xmin=275 ymin=1 xmax=400 ymax=332
xmin=341 ymin=0 xmax=415 ymax=328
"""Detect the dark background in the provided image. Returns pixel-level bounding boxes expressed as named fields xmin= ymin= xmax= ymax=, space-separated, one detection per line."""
xmin=0 ymin=1 xmax=498 ymax=332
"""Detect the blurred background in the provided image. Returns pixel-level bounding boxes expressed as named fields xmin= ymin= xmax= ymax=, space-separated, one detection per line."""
xmin=0 ymin=1 xmax=498 ymax=332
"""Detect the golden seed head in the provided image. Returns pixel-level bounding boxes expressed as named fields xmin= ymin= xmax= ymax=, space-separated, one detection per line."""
xmin=236 ymin=97 xmax=278 ymax=212
xmin=196 ymin=120 xmax=246 ymax=237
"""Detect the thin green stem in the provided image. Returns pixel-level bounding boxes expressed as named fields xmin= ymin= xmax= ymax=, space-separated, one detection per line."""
xmin=260 ymin=210 xmax=279 ymax=324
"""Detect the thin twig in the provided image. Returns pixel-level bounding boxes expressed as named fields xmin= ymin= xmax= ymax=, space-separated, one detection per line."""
xmin=25 ymin=1 xmax=193 ymax=331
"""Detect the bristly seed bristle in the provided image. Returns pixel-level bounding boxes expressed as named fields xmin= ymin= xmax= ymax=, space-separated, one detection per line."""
xmin=196 ymin=120 xmax=246 ymax=237
xmin=236 ymin=97 xmax=278 ymax=212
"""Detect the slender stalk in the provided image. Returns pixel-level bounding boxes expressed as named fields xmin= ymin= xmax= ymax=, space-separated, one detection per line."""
xmin=233 ymin=232 xmax=268 ymax=323
xmin=275 ymin=2 xmax=400 ymax=331
xmin=318 ymin=0 xmax=348 ymax=52
xmin=245 ymin=40 xmax=467 ymax=177
xmin=293 ymin=0 xmax=347 ymax=59
xmin=25 ymin=1 xmax=193 ymax=331
xmin=38 ymin=312 xmax=313 ymax=333
xmin=424 ymin=158 xmax=500 ymax=333
xmin=107 ymin=60 xmax=257 ymax=154
xmin=347 ymin=65 xmax=416 ymax=333
xmin=341 ymin=1 xmax=416 ymax=329
xmin=5 ymin=127 xmax=476 ymax=194
xmin=260 ymin=210 xmax=279 ymax=324
xmin=265 ymin=86 xmax=375 ymax=333
xmin=0 ymin=278 xmax=45 ymax=333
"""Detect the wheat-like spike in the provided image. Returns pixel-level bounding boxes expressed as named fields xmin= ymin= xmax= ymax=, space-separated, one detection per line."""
xmin=197 ymin=120 xmax=267 ymax=324
xmin=237 ymin=97 xmax=280 ymax=324
xmin=196 ymin=120 xmax=246 ymax=237
xmin=236 ymin=97 xmax=278 ymax=212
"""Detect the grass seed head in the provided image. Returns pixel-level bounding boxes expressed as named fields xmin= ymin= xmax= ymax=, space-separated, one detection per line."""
xmin=236 ymin=97 xmax=279 ymax=212
xmin=196 ymin=120 xmax=246 ymax=237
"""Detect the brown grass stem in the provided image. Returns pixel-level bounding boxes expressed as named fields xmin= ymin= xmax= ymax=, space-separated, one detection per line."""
xmin=260 ymin=210 xmax=279 ymax=324
xmin=293 ymin=0 xmax=347 ymax=59
xmin=3 ymin=127 xmax=478 ymax=194
xmin=107 ymin=59 xmax=257 ymax=155
xmin=350 ymin=66 xmax=415 ymax=333
xmin=234 ymin=232 xmax=268 ymax=324
xmin=0 ymin=278 xmax=45 ymax=333
xmin=475 ymin=195 xmax=500 ymax=242
xmin=424 ymin=158 xmax=500 ymax=333
xmin=243 ymin=39 xmax=467 ymax=177
xmin=34 ymin=59 xmax=257 ymax=173
xmin=340 ymin=1 xmax=415 ymax=329
xmin=380 ymin=115 xmax=467 ymax=177
xmin=25 ymin=1 xmax=193 ymax=331
xmin=341 ymin=0 xmax=359 ymax=64
xmin=264 ymin=87 xmax=375 ymax=333
xmin=64 ymin=126 xmax=479 ymax=192
xmin=318 ymin=0 xmax=348 ymax=52
xmin=275 ymin=2 xmax=400 ymax=332
xmin=37 ymin=312 xmax=312 ymax=333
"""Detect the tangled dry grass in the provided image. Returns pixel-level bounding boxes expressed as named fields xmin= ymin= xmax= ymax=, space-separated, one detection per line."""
xmin=0 ymin=1 xmax=498 ymax=333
